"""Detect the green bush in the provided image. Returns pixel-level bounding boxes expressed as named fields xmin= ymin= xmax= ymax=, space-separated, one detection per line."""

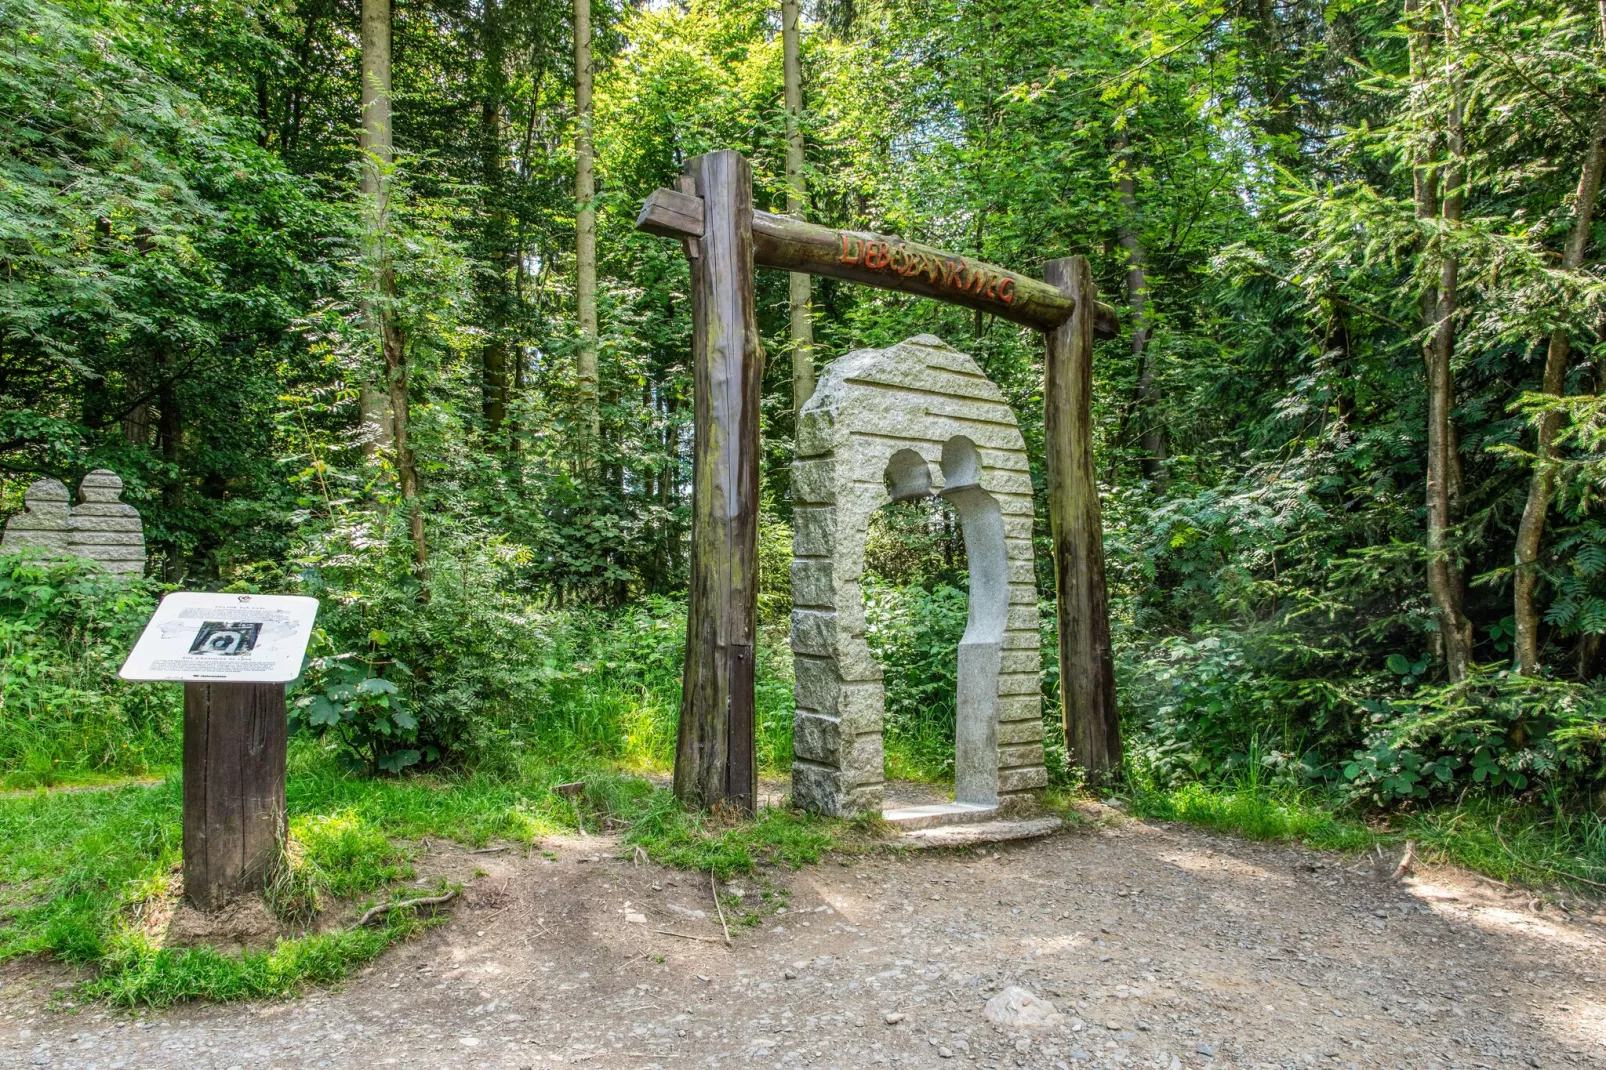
xmin=1342 ymin=670 xmax=1606 ymax=807
xmin=289 ymin=526 xmax=549 ymax=771
xmin=863 ymin=579 xmax=968 ymax=781
xmin=1121 ymin=628 xmax=1361 ymax=791
xmin=0 ymin=552 xmax=178 ymax=784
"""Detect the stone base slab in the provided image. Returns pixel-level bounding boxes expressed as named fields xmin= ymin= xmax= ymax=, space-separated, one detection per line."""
xmin=898 ymin=816 xmax=1062 ymax=849
xmin=882 ymin=801 xmax=998 ymax=831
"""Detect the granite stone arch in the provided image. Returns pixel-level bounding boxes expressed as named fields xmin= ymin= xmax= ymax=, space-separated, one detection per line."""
xmin=789 ymin=334 xmax=1047 ymax=818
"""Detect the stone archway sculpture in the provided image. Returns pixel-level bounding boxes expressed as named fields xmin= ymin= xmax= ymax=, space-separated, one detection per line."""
xmin=789 ymin=334 xmax=1047 ymax=819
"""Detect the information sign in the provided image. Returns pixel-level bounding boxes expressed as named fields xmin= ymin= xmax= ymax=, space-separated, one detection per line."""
xmin=119 ymin=592 xmax=319 ymax=683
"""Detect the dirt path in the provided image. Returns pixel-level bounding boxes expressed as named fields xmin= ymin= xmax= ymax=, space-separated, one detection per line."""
xmin=4 ymin=808 xmax=1604 ymax=1070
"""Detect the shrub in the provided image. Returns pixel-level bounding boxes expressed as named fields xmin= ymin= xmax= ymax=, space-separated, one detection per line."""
xmin=0 ymin=552 xmax=178 ymax=783
xmin=1342 ymin=670 xmax=1606 ymax=807
xmin=288 ymin=524 xmax=548 ymax=771
xmin=863 ymin=579 xmax=968 ymax=780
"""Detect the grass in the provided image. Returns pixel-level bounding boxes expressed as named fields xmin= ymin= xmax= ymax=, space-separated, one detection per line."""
xmin=625 ymin=791 xmax=847 ymax=879
xmin=1126 ymin=779 xmax=1606 ymax=895
xmin=79 ymin=906 xmax=439 ymax=1006
xmin=0 ymin=744 xmax=631 ymax=1006
xmin=0 ymin=737 xmax=862 ymax=1007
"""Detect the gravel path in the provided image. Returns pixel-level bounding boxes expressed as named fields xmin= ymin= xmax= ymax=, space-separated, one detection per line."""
xmin=4 ymin=807 xmax=1603 ymax=1070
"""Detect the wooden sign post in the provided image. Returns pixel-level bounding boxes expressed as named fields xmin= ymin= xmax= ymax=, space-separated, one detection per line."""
xmin=182 ymin=682 xmax=289 ymax=910
xmin=120 ymin=592 xmax=317 ymax=910
xmin=636 ymin=152 xmax=1124 ymax=807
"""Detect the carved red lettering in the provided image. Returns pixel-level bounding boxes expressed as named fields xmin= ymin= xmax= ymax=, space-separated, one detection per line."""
xmin=887 ymin=245 xmax=904 ymax=274
xmin=937 ymin=258 xmax=959 ymax=287
xmin=902 ymin=250 xmax=924 ymax=278
xmin=951 ymin=258 xmax=970 ymax=291
xmin=839 ymin=233 xmax=863 ymax=265
xmin=996 ymin=276 xmax=1016 ymax=304
xmin=861 ymin=242 xmax=883 ymax=270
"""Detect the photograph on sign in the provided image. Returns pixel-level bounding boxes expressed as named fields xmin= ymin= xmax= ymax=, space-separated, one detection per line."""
xmin=119 ymin=592 xmax=319 ymax=683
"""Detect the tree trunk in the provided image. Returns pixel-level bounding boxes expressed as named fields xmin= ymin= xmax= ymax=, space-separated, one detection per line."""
xmin=1512 ymin=10 xmax=1606 ymax=675
xmin=783 ymin=0 xmax=814 ymax=414
xmin=574 ymin=0 xmax=599 ymax=440
xmin=1418 ymin=0 xmax=1472 ymax=681
xmin=1114 ymin=129 xmax=1164 ymax=489
xmin=361 ymin=0 xmax=427 ymax=577
xmin=157 ymin=354 xmax=185 ymax=583
xmin=358 ymin=0 xmax=394 ymax=461
xmin=480 ymin=0 xmax=509 ymax=436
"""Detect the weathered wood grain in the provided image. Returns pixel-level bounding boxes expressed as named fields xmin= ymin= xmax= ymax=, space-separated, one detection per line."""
xmin=1043 ymin=256 xmax=1121 ymax=784
xmin=182 ymin=682 xmax=287 ymax=910
xmin=672 ymin=151 xmax=761 ymax=815
xmin=634 ymin=188 xmax=1118 ymax=337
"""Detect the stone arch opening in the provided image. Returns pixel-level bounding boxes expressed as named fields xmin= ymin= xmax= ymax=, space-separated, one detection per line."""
xmin=863 ymin=436 xmax=1009 ymax=806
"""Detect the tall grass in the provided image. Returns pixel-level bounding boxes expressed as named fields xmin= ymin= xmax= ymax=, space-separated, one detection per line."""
xmin=1128 ymin=770 xmax=1606 ymax=892
xmin=0 ymin=553 xmax=180 ymax=787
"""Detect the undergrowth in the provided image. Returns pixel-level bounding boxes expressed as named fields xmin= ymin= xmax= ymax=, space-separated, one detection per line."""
xmin=1126 ymin=779 xmax=1606 ymax=893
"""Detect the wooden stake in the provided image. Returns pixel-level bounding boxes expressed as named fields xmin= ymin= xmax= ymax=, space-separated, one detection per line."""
xmin=672 ymin=150 xmax=761 ymax=815
xmin=1043 ymin=257 xmax=1121 ymax=784
xmin=182 ymin=682 xmax=288 ymax=911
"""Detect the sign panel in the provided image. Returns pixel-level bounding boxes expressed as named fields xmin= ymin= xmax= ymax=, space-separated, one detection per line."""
xmin=119 ymin=592 xmax=319 ymax=684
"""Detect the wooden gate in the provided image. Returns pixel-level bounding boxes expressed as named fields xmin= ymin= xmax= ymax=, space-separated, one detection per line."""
xmin=636 ymin=149 xmax=1121 ymax=812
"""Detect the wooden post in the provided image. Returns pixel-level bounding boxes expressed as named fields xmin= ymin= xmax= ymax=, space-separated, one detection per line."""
xmin=182 ymin=682 xmax=288 ymax=910
xmin=1043 ymin=256 xmax=1121 ymax=784
xmin=673 ymin=150 xmax=762 ymax=814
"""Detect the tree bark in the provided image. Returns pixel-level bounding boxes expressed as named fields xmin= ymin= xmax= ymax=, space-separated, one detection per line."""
xmin=783 ymin=0 xmax=815 ymax=414
xmin=673 ymin=151 xmax=762 ymax=815
xmin=574 ymin=0 xmax=599 ymax=440
xmin=1512 ymin=8 xmax=1606 ymax=675
xmin=361 ymin=0 xmax=427 ymax=577
xmin=1044 ymin=256 xmax=1122 ymax=785
xmin=480 ymin=0 xmax=509 ymax=436
xmin=358 ymin=0 xmax=394 ymax=462
xmin=1114 ymin=129 xmax=1164 ymax=489
xmin=1408 ymin=0 xmax=1472 ymax=681
xmin=157 ymin=353 xmax=185 ymax=583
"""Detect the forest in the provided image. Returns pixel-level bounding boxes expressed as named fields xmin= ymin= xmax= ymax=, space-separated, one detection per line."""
xmin=4 ymin=0 xmax=1606 ymax=1012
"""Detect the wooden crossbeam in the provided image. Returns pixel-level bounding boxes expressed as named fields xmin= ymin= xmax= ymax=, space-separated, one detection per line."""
xmin=637 ymin=187 xmax=1119 ymax=338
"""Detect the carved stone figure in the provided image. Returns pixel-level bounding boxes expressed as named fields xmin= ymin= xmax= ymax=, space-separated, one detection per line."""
xmin=1 ymin=470 xmax=147 ymax=575
xmin=789 ymin=335 xmax=1047 ymax=818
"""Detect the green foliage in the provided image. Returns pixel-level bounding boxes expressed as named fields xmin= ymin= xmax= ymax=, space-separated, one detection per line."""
xmin=287 ymin=525 xmax=549 ymax=770
xmin=82 ymin=905 xmax=440 ymax=1007
xmin=1342 ymin=671 xmax=1606 ymax=806
xmin=863 ymin=579 xmax=968 ymax=782
xmin=625 ymin=792 xmax=837 ymax=880
xmin=292 ymin=656 xmax=420 ymax=774
xmin=0 ymin=553 xmax=179 ymax=784
xmin=1121 ymin=628 xmax=1355 ymax=791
